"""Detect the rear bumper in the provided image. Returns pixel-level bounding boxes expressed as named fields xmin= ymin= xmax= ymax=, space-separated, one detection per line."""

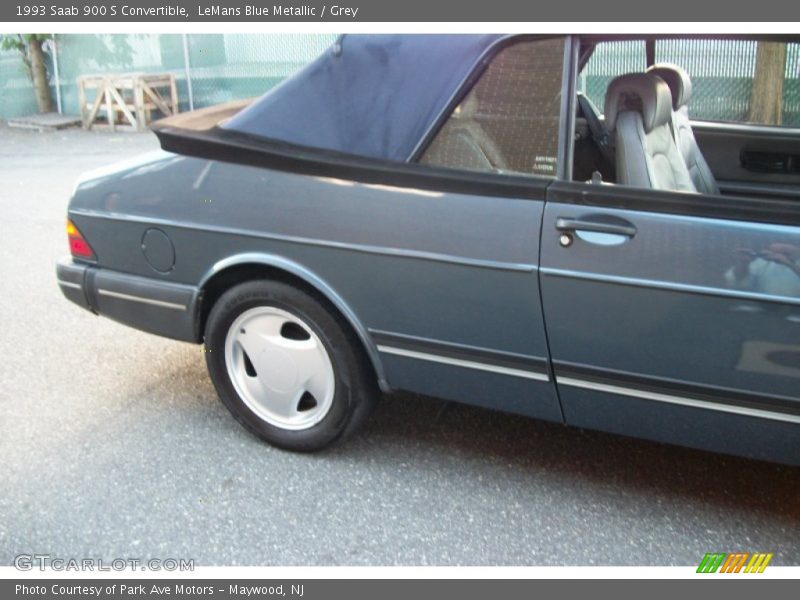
xmin=56 ymin=257 xmax=200 ymax=343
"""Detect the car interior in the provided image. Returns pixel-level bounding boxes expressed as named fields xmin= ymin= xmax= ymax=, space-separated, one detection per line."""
xmin=572 ymin=38 xmax=800 ymax=202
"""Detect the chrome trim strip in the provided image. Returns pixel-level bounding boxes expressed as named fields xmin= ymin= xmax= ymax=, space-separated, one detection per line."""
xmin=540 ymin=267 xmax=800 ymax=307
xmin=369 ymin=328 xmax=548 ymax=366
xmin=69 ymin=210 xmax=537 ymax=273
xmin=57 ymin=280 xmax=82 ymax=290
xmin=557 ymin=376 xmax=800 ymax=425
xmin=377 ymin=345 xmax=550 ymax=382
xmin=97 ymin=289 xmax=186 ymax=311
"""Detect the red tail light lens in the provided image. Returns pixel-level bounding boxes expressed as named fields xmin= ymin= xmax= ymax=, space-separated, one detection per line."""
xmin=67 ymin=219 xmax=96 ymax=260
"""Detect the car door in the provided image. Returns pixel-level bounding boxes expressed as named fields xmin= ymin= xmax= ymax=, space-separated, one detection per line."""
xmin=368 ymin=35 xmax=572 ymax=423
xmin=540 ymin=179 xmax=800 ymax=464
xmin=693 ymin=122 xmax=800 ymax=200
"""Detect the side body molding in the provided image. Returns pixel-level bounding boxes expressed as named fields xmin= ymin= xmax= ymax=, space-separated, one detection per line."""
xmin=199 ymin=252 xmax=388 ymax=391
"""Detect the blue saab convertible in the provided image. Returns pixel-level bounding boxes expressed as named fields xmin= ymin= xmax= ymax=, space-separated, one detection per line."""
xmin=57 ymin=34 xmax=800 ymax=463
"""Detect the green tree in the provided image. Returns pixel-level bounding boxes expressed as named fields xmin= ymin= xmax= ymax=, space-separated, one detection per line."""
xmin=1 ymin=34 xmax=54 ymax=113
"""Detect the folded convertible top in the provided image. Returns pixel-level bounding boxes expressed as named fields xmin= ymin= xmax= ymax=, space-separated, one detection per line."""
xmin=150 ymin=100 xmax=544 ymax=200
xmin=153 ymin=34 xmax=505 ymax=163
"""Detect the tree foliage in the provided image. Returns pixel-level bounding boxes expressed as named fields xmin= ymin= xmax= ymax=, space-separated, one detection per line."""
xmin=1 ymin=34 xmax=55 ymax=113
xmin=1 ymin=34 xmax=51 ymax=78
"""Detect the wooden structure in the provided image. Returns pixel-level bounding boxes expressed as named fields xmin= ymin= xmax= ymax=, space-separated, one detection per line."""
xmin=78 ymin=73 xmax=179 ymax=132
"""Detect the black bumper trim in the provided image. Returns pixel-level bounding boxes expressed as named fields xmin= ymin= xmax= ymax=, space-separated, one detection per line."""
xmin=56 ymin=257 xmax=200 ymax=343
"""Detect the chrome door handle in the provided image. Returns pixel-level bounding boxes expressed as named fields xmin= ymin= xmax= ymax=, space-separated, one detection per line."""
xmin=555 ymin=217 xmax=637 ymax=238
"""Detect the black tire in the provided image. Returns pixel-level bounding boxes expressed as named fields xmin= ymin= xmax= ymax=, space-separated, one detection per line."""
xmin=204 ymin=279 xmax=379 ymax=452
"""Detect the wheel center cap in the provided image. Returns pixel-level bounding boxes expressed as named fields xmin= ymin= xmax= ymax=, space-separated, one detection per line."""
xmin=257 ymin=347 xmax=299 ymax=393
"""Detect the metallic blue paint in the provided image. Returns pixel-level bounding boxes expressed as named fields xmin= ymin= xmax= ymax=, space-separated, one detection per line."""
xmin=55 ymin=34 xmax=800 ymax=463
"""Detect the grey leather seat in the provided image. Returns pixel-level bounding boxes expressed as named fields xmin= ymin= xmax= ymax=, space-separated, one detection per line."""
xmin=604 ymin=72 xmax=697 ymax=193
xmin=647 ymin=63 xmax=720 ymax=195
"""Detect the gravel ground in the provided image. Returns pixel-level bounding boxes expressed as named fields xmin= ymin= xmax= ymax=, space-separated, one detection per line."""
xmin=0 ymin=123 xmax=797 ymax=566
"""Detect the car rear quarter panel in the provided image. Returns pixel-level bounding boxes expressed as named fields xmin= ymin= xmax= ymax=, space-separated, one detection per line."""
xmin=68 ymin=152 xmax=561 ymax=420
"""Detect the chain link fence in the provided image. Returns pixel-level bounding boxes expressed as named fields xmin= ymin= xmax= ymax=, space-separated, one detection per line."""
xmin=581 ymin=39 xmax=800 ymax=126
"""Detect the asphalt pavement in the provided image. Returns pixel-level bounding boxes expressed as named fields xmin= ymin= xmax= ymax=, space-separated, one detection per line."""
xmin=0 ymin=123 xmax=798 ymax=566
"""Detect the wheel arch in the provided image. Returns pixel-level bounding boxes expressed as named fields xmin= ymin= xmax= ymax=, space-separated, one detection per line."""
xmin=197 ymin=253 xmax=389 ymax=392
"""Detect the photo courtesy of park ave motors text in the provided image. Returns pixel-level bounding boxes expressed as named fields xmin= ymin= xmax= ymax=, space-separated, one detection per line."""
xmin=1 ymin=28 xmax=799 ymax=570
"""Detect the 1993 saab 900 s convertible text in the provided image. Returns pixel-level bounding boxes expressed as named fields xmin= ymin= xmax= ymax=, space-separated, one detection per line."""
xmin=57 ymin=34 xmax=800 ymax=463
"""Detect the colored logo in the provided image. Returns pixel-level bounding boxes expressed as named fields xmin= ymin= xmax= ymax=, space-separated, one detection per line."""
xmin=697 ymin=552 xmax=773 ymax=573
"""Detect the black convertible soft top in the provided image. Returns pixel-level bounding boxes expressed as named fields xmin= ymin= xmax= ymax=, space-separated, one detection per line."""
xmin=221 ymin=34 xmax=505 ymax=161
xmin=153 ymin=34 xmax=506 ymax=165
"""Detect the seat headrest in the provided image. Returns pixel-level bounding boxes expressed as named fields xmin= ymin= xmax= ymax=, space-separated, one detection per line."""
xmin=647 ymin=63 xmax=692 ymax=109
xmin=604 ymin=72 xmax=673 ymax=134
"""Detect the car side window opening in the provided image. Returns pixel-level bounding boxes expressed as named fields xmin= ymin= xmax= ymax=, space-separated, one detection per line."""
xmin=573 ymin=41 xmax=646 ymax=183
xmin=419 ymin=37 xmax=566 ymax=178
xmin=571 ymin=38 xmax=800 ymax=195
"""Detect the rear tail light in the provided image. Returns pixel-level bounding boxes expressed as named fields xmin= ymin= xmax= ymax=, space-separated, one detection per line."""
xmin=67 ymin=219 xmax=96 ymax=260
